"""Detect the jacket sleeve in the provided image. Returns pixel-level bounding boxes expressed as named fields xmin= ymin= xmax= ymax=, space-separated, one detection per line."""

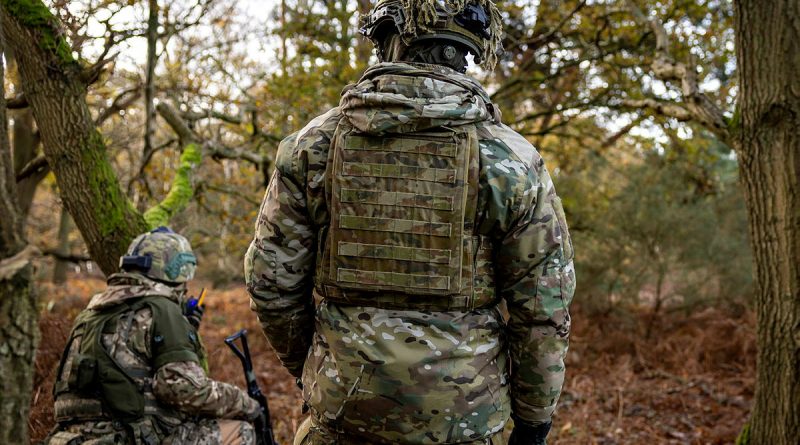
xmin=496 ymin=158 xmax=576 ymax=426
xmin=153 ymin=361 xmax=260 ymax=420
xmin=244 ymin=109 xmax=339 ymax=378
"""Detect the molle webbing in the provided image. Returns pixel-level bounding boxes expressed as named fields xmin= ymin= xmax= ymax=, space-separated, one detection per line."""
xmin=320 ymin=125 xmax=497 ymax=310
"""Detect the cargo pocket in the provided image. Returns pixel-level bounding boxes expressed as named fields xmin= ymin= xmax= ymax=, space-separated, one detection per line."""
xmin=67 ymin=354 xmax=98 ymax=393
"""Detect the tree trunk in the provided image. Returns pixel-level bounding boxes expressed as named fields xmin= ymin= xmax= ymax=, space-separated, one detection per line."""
xmin=52 ymin=208 xmax=73 ymax=284
xmin=6 ymin=49 xmax=47 ymax=218
xmin=143 ymin=0 xmax=158 ymax=161
xmin=734 ymin=1 xmax=800 ymax=443
xmin=12 ymin=107 xmax=45 ymax=217
xmin=0 ymin=0 xmax=149 ymax=274
xmin=0 ymin=23 xmax=38 ymax=445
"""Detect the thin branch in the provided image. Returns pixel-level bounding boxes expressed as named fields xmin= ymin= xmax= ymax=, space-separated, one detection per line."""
xmin=0 ymin=245 xmax=40 ymax=280
xmin=95 ymin=86 xmax=142 ymax=125
xmin=204 ymin=141 xmax=265 ymax=166
xmin=182 ymin=108 xmax=283 ymax=143
xmin=40 ymin=248 xmax=91 ymax=263
xmin=6 ymin=95 xmax=28 ymax=109
xmin=183 ymin=109 xmax=245 ymax=125
xmin=525 ymin=0 xmax=588 ymax=50
xmin=601 ymin=115 xmax=646 ymax=149
xmin=156 ymin=102 xmax=196 ymax=143
xmin=15 ymin=154 xmax=48 ymax=182
xmin=160 ymin=104 xmax=268 ymax=167
xmin=619 ymin=98 xmax=693 ymax=121
xmin=625 ymin=0 xmax=730 ymax=142
xmin=78 ymin=52 xmax=118 ymax=85
xmin=144 ymin=0 xmax=159 ymax=161
xmin=200 ymin=182 xmax=261 ymax=206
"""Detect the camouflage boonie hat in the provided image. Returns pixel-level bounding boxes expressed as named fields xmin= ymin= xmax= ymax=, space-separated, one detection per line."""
xmin=120 ymin=227 xmax=197 ymax=284
xmin=360 ymin=0 xmax=504 ymax=68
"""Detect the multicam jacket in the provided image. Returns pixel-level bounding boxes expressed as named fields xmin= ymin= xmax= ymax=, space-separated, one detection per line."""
xmin=50 ymin=272 xmax=259 ymax=442
xmin=245 ymin=62 xmax=576 ymax=444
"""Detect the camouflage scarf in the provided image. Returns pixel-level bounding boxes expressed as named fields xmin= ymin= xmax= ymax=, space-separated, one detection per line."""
xmin=87 ymin=272 xmax=181 ymax=310
xmin=340 ymin=62 xmax=496 ymax=135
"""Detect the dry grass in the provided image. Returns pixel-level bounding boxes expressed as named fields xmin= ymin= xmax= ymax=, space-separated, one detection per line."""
xmin=29 ymin=277 xmax=754 ymax=444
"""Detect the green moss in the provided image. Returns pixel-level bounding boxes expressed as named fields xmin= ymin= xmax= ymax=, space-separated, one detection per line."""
xmin=76 ymin=130 xmax=147 ymax=272
xmin=1 ymin=0 xmax=75 ymax=65
xmin=81 ymin=130 xmax=147 ymax=269
xmin=144 ymin=143 xmax=202 ymax=228
xmin=735 ymin=423 xmax=750 ymax=445
xmin=727 ymin=104 xmax=742 ymax=136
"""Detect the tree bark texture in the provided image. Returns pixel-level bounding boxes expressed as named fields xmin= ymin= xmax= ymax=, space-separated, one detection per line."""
xmin=11 ymin=107 xmax=45 ymax=217
xmin=144 ymin=0 xmax=158 ymax=160
xmin=0 ymin=0 xmax=149 ymax=275
xmin=7 ymin=42 xmax=46 ymax=217
xmin=52 ymin=208 xmax=73 ymax=283
xmin=734 ymin=1 xmax=800 ymax=443
xmin=0 ymin=21 xmax=38 ymax=445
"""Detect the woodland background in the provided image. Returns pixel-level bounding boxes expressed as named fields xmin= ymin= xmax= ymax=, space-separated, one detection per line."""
xmin=2 ymin=0 xmax=796 ymax=443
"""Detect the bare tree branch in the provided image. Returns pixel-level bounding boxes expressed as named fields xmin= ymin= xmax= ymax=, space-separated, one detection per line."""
xmin=78 ymin=52 xmax=118 ymax=85
xmin=40 ymin=248 xmax=91 ymax=263
xmin=625 ymin=0 xmax=730 ymax=142
xmin=157 ymin=102 xmax=266 ymax=167
xmin=6 ymin=94 xmax=28 ymax=109
xmin=144 ymin=0 xmax=159 ymax=162
xmin=619 ymin=98 xmax=693 ymax=121
xmin=204 ymin=141 xmax=266 ymax=166
xmin=15 ymin=154 xmax=48 ymax=182
xmin=182 ymin=109 xmax=245 ymax=125
xmin=524 ymin=0 xmax=588 ymax=50
xmin=95 ymin=86 xmax=142 ymax=126
xmin=156 ymin=102 xmax=195 ymax=143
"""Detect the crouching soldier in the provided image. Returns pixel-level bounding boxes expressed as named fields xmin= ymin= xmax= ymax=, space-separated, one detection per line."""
xmin=45 ymin=227 xmax=261 ymax=445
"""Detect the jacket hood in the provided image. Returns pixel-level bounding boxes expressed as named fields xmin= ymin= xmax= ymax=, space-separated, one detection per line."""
xmin=340 ymin=62 xmax=497 ymax=135
xmin=87 ymin=272 xmax=181 ymax=310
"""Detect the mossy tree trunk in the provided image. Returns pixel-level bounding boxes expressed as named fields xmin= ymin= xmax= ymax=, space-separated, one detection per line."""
xmin=0 ymin=24 xmax=38 ymax=444
xmin=0 ymin=3 xmax=201 ymax=441
xmin=52 ymin=209 xmax=73 ymax=284
xmin=0 ymin=0 xmax=149 ymax=275
xmin=734 ymin=0 xmax=800 ymax=443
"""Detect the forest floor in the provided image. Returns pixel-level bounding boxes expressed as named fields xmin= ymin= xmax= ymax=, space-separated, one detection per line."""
xmin=29 ymin=276 xmax=755 ymax=445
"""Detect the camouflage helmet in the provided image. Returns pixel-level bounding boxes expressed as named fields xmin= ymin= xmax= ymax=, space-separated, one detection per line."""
xmin=359 ymin=0 xmax=504 ymax=69
xmin=119 ymin=227 xmax=197 ymax=284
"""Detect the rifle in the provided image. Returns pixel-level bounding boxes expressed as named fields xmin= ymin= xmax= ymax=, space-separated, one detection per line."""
xmin=225 ymin=329 xmax=279 ymax=445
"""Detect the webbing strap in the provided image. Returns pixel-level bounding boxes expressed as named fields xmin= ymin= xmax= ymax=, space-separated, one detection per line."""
xmin=346 ymin=135 xmax=457 ymax=157
xmin=338 ymin=242 xmax=451 ymax=264
xmin=337 ymin=268 xmax=450 ymax=290
xmin=342 ymin=162 xmax=456 ymax=184
xmin=340 ymin=188 xmax=453 ymax=211
xmin=339 ymin=215 xmax=452 ymax=237
xmin=320 ymin=286 xmax=477 ymax=311
xmin=54 ymin=396 xmax=106 ymax=422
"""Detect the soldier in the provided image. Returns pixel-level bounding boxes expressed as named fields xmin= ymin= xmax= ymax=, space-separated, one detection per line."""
xmin=46 ymin=227 xmax=261 ymax=445
xmin=245 ymin=1 xmax=575 ymax=444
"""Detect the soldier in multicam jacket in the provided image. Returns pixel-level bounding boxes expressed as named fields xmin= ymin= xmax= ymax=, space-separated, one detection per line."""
xmin=245 ymin=1 xmax=575 ymax=444
xmin=46 ymin=227 xmax=261 ymax=445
